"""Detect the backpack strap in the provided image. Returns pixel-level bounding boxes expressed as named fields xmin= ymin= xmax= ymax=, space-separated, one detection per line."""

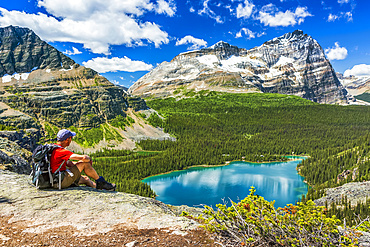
xmin=49 ymin=145 xmax=65 ymax=190
xmin=53 ymin=160 xmax=66 ymax=175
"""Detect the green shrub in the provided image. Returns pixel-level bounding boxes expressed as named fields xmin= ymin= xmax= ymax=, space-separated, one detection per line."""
xmin=197 ymin=187 xmax=362 ymax=246
xmin=127 ymin=116 xmax=135 ymax=124
xmin=109 ymin=115 xmax=127 ymax=129
xmin=70 ymin=124 xmax=123 ymax=148
xmin=0 ymin=124 xmax=17 ymax=131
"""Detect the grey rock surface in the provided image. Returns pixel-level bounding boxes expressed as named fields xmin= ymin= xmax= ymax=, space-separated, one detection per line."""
xmin=0 ymin=170 xmax=200 ymax=236
xmin=0 ymin=25 xmax=75 ymax=76
xmin=0 ymin=25 xmax=148 ymax=130
xmin=0 ymin=136 xmax=31 ymax=174
xmin=0 ymin=129 xmax=41 ymax=151
xmin=314 ymin=181 xmax=370 ymax=206
xmin=130 ymin=30 xmax=348 ymax=104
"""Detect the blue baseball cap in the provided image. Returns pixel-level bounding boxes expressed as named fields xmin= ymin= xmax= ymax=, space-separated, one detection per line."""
xmin=57 ymin=129 xmax=76 ymax=141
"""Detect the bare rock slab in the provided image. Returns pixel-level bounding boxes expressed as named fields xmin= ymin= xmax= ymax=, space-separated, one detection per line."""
xmin=314 ymin=181 xmax=370 ymax=207
xmin=0 ymin=170 xmax=199 ymax=236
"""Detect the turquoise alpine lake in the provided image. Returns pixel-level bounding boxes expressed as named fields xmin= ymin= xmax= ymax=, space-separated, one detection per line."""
xmin=142 ymin=157 xmax=308 ymax=208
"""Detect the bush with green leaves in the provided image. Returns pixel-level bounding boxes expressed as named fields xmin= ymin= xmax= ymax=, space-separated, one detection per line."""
xmin=69 ymin=124 xmax=123 ymax=148
xmin=196 ymin=187 xmax=366 ymax=246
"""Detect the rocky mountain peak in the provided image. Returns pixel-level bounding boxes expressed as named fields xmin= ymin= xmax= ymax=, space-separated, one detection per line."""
xmin=0 ymin=25 xmax=76 ymax=77
xmin=209 ymin=41 xmax=234 ymax=49
xmin=263 ymin=30 xmax=310 ymax=46
xmin=130 ymin=30 xmax=347 ymax=104
xmin=173 ymin=40 xmax=243 ymax=62
xmin=278 ymin=29 xmax=306 ymax=41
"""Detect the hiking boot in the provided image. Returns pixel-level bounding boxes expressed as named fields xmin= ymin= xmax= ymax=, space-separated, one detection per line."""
xmin=96 ymin=177 xmax=116 ymax=191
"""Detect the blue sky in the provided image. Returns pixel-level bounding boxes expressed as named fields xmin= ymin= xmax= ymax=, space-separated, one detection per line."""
xmin=0 ymin=0 xmax=369 ymax=88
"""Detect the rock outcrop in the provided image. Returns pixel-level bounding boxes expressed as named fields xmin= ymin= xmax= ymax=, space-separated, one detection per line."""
xmin=0 ymin=170 xmax=199 ymax=234
xmin=129 ymin=30 xmax=348 ymax=104
xmin=0 ymin=26 xmax=171 ymax=153
xmin=0 ymin=136 xmax=31 ymax=174
xmin=0 ymin=25 xmax=149 ymax=130
xmin=314 ymin=181 xmax=370 ymax=207
xmin=0 ymin=66 xmax=147 ymax=129
xmin=0 ymin=25 xmax=75 ymax=76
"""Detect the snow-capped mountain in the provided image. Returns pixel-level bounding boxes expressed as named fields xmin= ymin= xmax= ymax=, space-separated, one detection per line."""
xmin=129 ymin=30 xmax=348 ymax=104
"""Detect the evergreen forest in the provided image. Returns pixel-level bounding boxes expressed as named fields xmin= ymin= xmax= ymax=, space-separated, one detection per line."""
xmin=89 ymin=91 xmax=370 ymax=221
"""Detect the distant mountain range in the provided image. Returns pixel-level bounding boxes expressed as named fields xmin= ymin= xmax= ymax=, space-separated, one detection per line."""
xmin=0 ymin=25 xmax=368 ymax=139
xmin=336 ymin=72 xmax=370 ymax=102
xmin=129 ymin=30 xmax=354 ymax=104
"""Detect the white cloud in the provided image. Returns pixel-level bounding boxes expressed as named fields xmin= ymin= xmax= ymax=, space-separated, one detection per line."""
xmin=325 ymin=42 xmax=348 ymax=60
xmin=344 ymin=64 xmax=370 ymax=77
xmin=257 ymin=5 xmax=312 ymax=27
xmin=235 ymin=28 xmax=254 ymax=39
xmin=37 ymin=0 xmax=154 ymax=19
xmin=328 ymin=13 xmax=339 ymax=22
xmin=176 ymin=35 xmax=208 ymax=50
xmin=235 ymin=28 xmax=265 ymax=39
xmin=0 ymin=0 xmax=173 ymax=55
xmin=64 ymin=47 xmax=82 ymax=55
xmin=155 ymin=0 xmax=176 ymax=17
xmin=236 ymin=0 xmax=255 ymax=19
xmin=198 ymin=0 xmax=224 ymax=24
xmin=338 ymin=0 xmax=350 ymax=4
xmin=344 ymin=11 xmax=353 ymax=21
xmin=327 ymin=11 xmax=353 ymax=22
xmin=82 ymin=57 xmax=153 ymax=73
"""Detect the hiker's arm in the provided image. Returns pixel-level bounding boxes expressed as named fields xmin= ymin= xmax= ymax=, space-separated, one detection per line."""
xmin=69 ymin=154 xmax=91 ymax=162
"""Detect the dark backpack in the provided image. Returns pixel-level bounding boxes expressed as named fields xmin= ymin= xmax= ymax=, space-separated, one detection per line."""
xmin=30 ymin=144 xmax=62 ymax=189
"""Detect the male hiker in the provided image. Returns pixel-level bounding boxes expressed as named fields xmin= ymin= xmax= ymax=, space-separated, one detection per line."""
xmin=50 ymin=129 xmax=116 ymax=190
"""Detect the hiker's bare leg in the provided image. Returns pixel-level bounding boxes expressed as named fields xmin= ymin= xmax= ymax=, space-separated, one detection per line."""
xmin=79 ymin=175 xmax=96 ymax=188
xmin=75 ymin=161 xmax=99 ymax=180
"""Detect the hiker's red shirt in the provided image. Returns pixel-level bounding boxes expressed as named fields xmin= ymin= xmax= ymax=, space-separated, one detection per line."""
xmin=50 ymin=144 xmax=74 ymax=173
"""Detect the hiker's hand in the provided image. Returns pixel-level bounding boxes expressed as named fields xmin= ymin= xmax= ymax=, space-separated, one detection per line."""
xmin=82 ymin=155 xmax=91 ymax=162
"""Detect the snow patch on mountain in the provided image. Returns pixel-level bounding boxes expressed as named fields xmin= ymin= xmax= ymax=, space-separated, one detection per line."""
xmin=274 ymin=56 xmax=294 ymax=66
xmin=2 ymin=73 xmax=30 ymax=83
xmin=196 ymin=55 xmax=219 ymax=68
xmin=129 ymin=30 xmax=348 ymax=104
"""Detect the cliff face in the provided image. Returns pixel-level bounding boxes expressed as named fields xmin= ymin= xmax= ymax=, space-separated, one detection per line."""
xmin=0 ymin=26 xmax=147 ymax=130
xmin=0 ymin=26 xmax=171 ymax=157
xmin=0 ymin=74 xmax=134 ymax=129
xmin=0 ymin=26 xmax=75 ymax=76
xmin=129 ymin=30 xmax=348 ymax=104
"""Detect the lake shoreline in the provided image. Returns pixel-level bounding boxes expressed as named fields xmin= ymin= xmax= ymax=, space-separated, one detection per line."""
xmin=141 ymin=155 xmax=309 ymax=181
xmin=142 ymin=155 xmax=309 ymax=208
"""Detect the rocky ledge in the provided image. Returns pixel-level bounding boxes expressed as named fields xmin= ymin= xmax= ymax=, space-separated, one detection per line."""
xmin=314 ymin=181 xmax=370 ymax=207
xmin=0 ymin=170 xmax=212 ymax=246
xmin=1 ymin=170 xmax=370 ymax=246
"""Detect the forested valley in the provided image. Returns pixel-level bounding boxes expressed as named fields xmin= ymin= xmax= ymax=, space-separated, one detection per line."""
xmin=90 ymin=91 xmax=370 ymax=222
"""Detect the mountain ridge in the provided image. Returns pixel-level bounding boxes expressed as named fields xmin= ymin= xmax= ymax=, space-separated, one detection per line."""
xmin=0 ymin=25 xmax=76 ymax=77
xmin=129 ymin=30 xmax=348 ymax=104
xmin=0 ymin=25 xmax=169 ymax=154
